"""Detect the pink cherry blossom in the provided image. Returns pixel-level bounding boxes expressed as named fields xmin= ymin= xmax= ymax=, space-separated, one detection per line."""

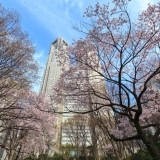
xmin=52 ymin=0 xmax=160 ymax=159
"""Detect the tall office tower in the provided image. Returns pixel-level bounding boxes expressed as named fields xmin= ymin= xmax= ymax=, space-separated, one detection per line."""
xmin=41 ymin=37 xmax=68 ymax=96
xmin=40 ymin=37 xmax=69 ymax=153
xmin=41 ymin=37 xmax=91 ymax=152
xmin=40 ymin=37 xmax=111 ymax=158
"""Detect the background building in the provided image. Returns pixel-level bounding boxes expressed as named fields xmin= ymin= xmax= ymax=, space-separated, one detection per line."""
xmin=40 ymin=37 xmax=109 ymax=158
xmin=40 ymin=37 xmax=69 ymax=153
xmin=41 ymin=37 xmax=68 ymax=96
xmin=40 ymin=37 xmax=92 ymax=154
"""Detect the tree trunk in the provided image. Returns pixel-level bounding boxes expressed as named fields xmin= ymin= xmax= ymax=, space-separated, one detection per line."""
xmin=8 ymin=150 xmax=14 ymax=160
xmin=134 ymin=120 xmax=160 ymax=160
xmin=142 ymin=138 xmax=160 ymax=160
xmin=89 ymin=119 xmax=98 ymax=160
xmin=15 ymin=144 xmax=22 ymax=160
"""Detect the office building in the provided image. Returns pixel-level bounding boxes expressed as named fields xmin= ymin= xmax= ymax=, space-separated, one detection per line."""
xmin=41 ymin=37 xmax=68 ymax=96
xmin=40 ymin=37 xmax=110 ymax=157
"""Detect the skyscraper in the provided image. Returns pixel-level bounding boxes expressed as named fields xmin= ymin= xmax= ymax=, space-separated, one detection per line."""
xmin=40 ymin=37 xmax=69 ymax=153
xmin=40 ymin=37 xmax=91 ymax=152
xmin=40 ymin=37 xmax=111 ymax=157
xmin=41 ymin=37 xmax=68 ymax=96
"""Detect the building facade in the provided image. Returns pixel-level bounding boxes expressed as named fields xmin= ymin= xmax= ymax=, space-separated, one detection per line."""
xmin=40 ymin=37 xmax=110 ymax=158
xmin=41 ymin=37 xmax=92 ymax=152
xmin=41 ymin=37 xmax=68 ymax=96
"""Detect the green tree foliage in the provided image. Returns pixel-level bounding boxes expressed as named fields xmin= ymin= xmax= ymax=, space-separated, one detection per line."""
xmin=128 ymin=149 xmax=152 ymax=160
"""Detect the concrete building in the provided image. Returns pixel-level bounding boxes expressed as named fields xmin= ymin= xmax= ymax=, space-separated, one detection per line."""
xmin=41 ymin=37 xmax=68 ymax=96
xmin=40 ymin=37 xmax=70 ymax=153
xmin=40 ymin=37 xmax=92 ymax=153
xmin=40 ymin=37 xmax=111 ymax=158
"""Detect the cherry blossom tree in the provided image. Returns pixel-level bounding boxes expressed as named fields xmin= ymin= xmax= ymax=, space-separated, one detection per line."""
xmin=0 ymin=4 xmax=51 ymax=159
xmin=62 ymin=115 xmax=92 ymax=159
xmin=0 ymin=4 xmax=40 ymax=147
xmin=0 ymin=4 xmax=39 ymax=90
xmin=53 ymin=0 xmax=160 ymax=159
xmin=1 ymin=90 xmax=56 ymax=160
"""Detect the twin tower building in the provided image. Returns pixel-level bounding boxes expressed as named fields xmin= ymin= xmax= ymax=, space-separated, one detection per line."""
xmin=40 ymin=37 xmax=107 ymax=154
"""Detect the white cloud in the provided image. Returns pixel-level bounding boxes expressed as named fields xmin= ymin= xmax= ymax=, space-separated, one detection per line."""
xmin=136 ymin=0 xmax=157 ymax=11
xmin=64 ymin=0 xmax=69 ymax=4
xmin=62 ymin=0 xmax=83 ymax=9
xmin=78 ymin=1 xmax=83 ymax=9
xmin=34 ymin=50 xmax=44 ymax=60
xmin=16 ymin=0 xmax=81 ymax=42
xmin=17 ymin=0 xmax=160 ymax=43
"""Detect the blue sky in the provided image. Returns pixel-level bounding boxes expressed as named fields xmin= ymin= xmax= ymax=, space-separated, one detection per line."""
xmin=0 ymin=0 xmax=158 ymax=92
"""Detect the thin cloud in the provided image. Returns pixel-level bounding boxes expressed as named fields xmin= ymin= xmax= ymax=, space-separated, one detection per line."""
xmin=16 ymin=0 xmax=159 ymax=41
xmin=136 ymin=0 xmax=157 ymax=11
xmin=16 ymin=0 xmax=81 ymax=41
xmin=62 ymin=0 xmax=83 ymax=9
xmin=34 ymin=50 xmax=44 ymax=60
